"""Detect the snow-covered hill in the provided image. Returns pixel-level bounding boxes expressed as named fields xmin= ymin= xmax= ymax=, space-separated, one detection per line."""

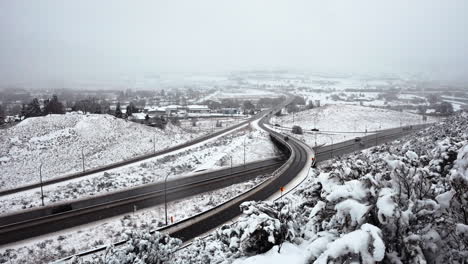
xmin=0 ymin=113 xmax=203 ymax=190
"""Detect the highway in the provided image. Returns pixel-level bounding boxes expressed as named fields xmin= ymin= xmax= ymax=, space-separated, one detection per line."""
xmin=0 ymin=115 xmax=260 ymax=197
xmin=0 ymin=158 xmax=283 ymax=245
xmin=155 ymin=99 xmax=312 ymax=241
xmin=314 ymin=124 xmax=431 ymax=162
xmin=52 ymin=101 xmax=431 ymax=262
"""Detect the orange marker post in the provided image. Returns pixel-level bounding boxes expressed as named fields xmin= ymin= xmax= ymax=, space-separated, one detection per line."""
xmin=280 ymin=186 xmax=284 ymax=199
xmin=170 ymin=216 xmax=174 ymax=224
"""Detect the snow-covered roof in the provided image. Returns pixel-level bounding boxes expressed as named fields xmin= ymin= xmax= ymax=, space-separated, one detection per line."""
xmin=144 ymin=106 xmax=166 ymax=112
xmin=187 ymin=105 xmax=209 ymax=110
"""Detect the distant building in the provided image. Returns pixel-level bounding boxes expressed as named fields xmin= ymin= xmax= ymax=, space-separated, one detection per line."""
xmin=221 ymin=108 xmax=239 ymax=115
xmin=187 ymin=105 xmax=210 ymax=114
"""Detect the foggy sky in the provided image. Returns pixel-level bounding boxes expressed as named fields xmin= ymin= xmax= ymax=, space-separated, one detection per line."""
xmin=1 ymin=0 xmax=468 ymax=84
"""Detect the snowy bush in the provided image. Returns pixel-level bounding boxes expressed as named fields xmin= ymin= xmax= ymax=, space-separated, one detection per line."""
xmin=87 ymin=231 xmax=181 ymax=264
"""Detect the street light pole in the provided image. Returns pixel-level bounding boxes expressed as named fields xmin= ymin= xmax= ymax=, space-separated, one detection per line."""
xmin=164 ymin=173 xmax=171 ymax=226
xmin=243 ymin=137 xmax=246 ymax=168
xmin=39 ymin=163 xmax=44 ymax=206
xmin=324 ymin=135 xmax=334 ymax=159
xmin=81 ymin=147 xmax=85 ymax=172
xmin=230 ymin=156 xmax=233 ymax=174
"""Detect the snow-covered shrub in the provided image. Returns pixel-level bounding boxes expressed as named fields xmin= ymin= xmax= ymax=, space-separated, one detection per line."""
xmin=215 ymin=200 xmax=299 ymax=256
xmin=89 ymin=231 xmax=181 ymax=264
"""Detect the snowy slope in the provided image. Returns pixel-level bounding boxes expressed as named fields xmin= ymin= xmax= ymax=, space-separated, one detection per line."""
xmin=0 ymin=113 xmax=206 ymax=190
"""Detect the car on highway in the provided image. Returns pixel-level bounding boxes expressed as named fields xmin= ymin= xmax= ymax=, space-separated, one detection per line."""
xmin=354 ymin=137 xmax=362 ymax=142
xmin=274 ymin=124 xmax=281 ymax=127
xmin=311 ymin=128 xmax=319 ymax=131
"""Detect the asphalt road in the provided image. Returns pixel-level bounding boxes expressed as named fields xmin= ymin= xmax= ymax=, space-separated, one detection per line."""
xmin=0 ymin=158 xmax=282 ymax=245
xmin=157 ymin=100 xmax=309 ymax=242
xmin=52 ymin=101 xmax=431 ymax=262
xmin=158 ymin=123 xmax=430 ymax=242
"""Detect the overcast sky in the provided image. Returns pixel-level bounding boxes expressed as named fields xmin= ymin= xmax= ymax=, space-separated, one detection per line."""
xmin=1 ymin=0 xmax=468 ymax=84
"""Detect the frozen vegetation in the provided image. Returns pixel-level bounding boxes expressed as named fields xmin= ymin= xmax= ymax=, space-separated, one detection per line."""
xmin=80 ymin=112 xmax=468 ymax=263
xmin=0 ymin=124 xmax=276 ymax=214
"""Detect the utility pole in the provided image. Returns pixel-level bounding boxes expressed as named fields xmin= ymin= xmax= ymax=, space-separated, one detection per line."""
xmin=164 ymin=173 xmax=171 ymax=226
xmin=230 ymin=156 xmax=233 ymax=174
xmin=243 ymin=137 xmax=246 ymax=168
xmin=39 ymin=163 xmax=44 ymax=206
xmin=81 ymin=147 xmax=85 ymax=172
xmin=325 ymin=135 xmax=334 ymax=159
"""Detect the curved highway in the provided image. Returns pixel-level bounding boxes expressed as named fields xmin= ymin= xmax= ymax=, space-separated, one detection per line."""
xmin=53 ymin=100 xmax=431 ymax=262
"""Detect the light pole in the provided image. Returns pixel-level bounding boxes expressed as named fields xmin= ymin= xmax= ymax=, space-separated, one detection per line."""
xmin=230 ymin=156 xmax=233 ymax=174
xmin=164 ymin=172 xmax=172 ymax=226
xmin=39 ymin=163 xmax=44 ymax=206
xmin=324 ymin=134 xmax=334 ymax=159
xmin=243 ymin=137 xmax=246 ymax=168
xmin=81 ymin=147 xmax=85 ymax=172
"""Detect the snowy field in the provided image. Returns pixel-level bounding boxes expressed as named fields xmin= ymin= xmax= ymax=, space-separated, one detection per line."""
xmin=169 ymin=112 xmax=468 ymax=264
xmin=0 ymin=122 xmax=277 ymax=214
xmin=0 ymin=113 xmax=244 ymax=191
xmin=200 ymin=88 xmax=279 ymax=102
xmin=0 ymin=174 xmax=272 ymax=264
xmin=270 ymin=104 xmax=439 ymax=147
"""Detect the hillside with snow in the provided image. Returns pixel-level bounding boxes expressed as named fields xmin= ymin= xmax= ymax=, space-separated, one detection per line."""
xmin=0 ymin=114 xmax=205 ymax=190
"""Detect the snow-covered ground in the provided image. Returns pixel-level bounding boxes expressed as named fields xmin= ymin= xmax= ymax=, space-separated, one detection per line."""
xmin=0 ymin=122 xmax=277 ymax=214
xmin=201 ymin=88 xmax=279 ymax=101
xmin=270 ymin=104 xmax=439 ymax=147
xmin=0 ymin=174 xmax=272 ymax=264
xmin=169 ymin=112 xmax=468 ymax=264
xmin=0 ymin=113 xmax=245 ymax=191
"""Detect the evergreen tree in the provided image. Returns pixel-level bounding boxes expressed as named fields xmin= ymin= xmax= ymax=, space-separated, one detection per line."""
xmin=126 ymin=102 xmax=138 ymax=116
xmin=0 ymin=104 xmax=5 ymax=125
xmin=24 ymin=98 xmax=42 ymax=118
xmin=43 ymin=95 xmax=65 ymax=115
xmin=115 ymin=102 xmax=122 ymax=118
